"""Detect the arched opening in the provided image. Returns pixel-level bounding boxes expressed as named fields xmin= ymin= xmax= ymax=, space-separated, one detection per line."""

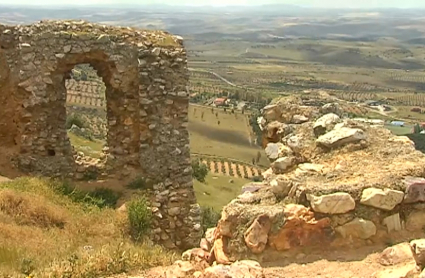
xmin=65 ymin=63 xmax=107 ymax=160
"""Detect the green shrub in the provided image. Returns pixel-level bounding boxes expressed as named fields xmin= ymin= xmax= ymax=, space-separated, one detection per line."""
xmin=200 ymin=206 xmax=221 ymax=233
xmin=53 ymin=181 xmax=120 ymax=209
xmin=65 ymin=114 xmax=86 ymax=130
xmin=126 ymin=176 xmax=153 ymax=190
xmin=83 ymin=170 xmax=98 ymax=181
xmin=128 ymin=197 xmax=152 ymax=241
xmin=252 ymin=176 xmax=263 ymax=182
xmin=192 ymin=159 xmax=208 ymax=183
xmin=90 ymin=188 xmax=121 ymax=208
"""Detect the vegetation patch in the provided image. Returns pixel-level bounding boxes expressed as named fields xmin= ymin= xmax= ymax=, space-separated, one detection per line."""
xmin=0 ymin=178 xmax=174 ymax=277
xmin=126 ymin=176 xmax=154 ymax=190
xmin=191 ymin=159 xmax=209 ymax=183
xmin=127 ymin=196 xmax=153 ymax=242
xmin=54 ymin=180 xmax=121 ymax=209
xmin=200 ymin=206 xmax=221 ymax=233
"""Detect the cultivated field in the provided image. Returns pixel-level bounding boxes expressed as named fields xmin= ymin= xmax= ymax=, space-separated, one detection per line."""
xmin=188 ymin=104 xmax=268 ymax=166
xmin=65 ymin=79 xmax=106 ymax=108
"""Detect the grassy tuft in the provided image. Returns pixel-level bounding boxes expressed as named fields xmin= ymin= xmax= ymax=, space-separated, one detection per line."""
xmin=127 ymin=196 xmax=152 ymax=242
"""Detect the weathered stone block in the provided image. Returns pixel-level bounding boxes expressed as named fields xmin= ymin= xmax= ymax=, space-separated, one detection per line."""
xmin=406 ymin=210 xmax=425 ymax=232
xmin=335 ymin=218 xmax=376 ymax=239
xmin=317 ymin=127 xmax=366 ymax=148
xmin=360 ymin=188 xmax=404 ymax=210
xmin=383 ymin=213 xmax=402 ymax=233
xmin=313 ymin=113 xmax=341 ymax=137
xmin=307 ymin=192 xmax=356 ymax=214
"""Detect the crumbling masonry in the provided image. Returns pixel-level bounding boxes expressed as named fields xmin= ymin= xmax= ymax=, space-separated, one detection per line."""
xmin=0 ymin=20 xmax=202 ymax=249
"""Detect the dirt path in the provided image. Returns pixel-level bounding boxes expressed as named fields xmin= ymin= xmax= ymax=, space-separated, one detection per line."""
xmin=121 ymin=245 xmax=413 ymax=278
xmin=262 ymin=246 xmax=386 ymax=278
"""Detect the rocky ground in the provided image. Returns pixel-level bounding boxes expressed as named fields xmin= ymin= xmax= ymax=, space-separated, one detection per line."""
xmin=111 ymin=240 xmax=425 ymax=278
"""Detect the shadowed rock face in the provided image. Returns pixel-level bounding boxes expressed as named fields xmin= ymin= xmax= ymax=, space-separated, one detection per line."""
xmin=0 ymin=20 xmax=201 ymax=250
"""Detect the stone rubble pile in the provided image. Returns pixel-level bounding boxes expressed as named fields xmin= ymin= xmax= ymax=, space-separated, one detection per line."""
xmin=188 ymin=96 xmax=425 ymax=265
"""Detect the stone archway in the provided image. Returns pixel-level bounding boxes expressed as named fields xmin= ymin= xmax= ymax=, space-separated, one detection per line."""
xmin=52 ymin=50 xmax=141 ymax=177
xmin=0 ymin=20 xmax=202 ymax=249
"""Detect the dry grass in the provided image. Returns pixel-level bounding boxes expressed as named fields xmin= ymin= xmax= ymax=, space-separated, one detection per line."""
xmin=0 ymin=177 xmax=175 ymax=277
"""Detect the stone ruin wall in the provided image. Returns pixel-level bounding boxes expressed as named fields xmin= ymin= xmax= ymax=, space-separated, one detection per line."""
xmin=0 ymin=20 xmax=202 ymax=249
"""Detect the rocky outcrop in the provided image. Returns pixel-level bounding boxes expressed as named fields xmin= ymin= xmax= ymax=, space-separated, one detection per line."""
xmin=205 ymin=96 xmax=425 ymax=262
xmin=0 ymin=20 xmax=201 ymax=250
xmin=313 ymin=113 xmax=341 ymax=137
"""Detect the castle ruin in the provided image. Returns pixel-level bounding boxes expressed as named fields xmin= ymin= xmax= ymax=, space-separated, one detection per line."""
xmin=0 ymin=20 xmax=202 ymax=249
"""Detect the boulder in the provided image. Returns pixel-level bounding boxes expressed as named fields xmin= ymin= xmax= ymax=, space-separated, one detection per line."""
xmin=264 ymin=143 xmax=293 ymax=161
xmin=268 ymin=204 xmax=331 ymax=251
xmin=313 ymin=113 xmax=341 ymax=137
xmin=241 ymin=183 xmax=265 ymax=194
xmin=297 ymin=163 xmax=324 ymax=173
xmin=379 ymin=243 xmax=416 ymax=266
xmin=360 ymin=188 xmax=404 ymax=211
xmin=200 ymin=238 xmax=210 ymax=251
xmin=335 ymin=218 xmax=377 ymax=240
xmin=404 ymin=178 xmax=425 ymax=204
xmin=262 ymin=121 xmax=290 ymax=146
xmin=244 ymin=214 xmax=272 ymax=254
xmin=410 ymin=239 xmax=425 ymax=270
xmin=264 ymin=143 xmax=280 ymax=161
xmin=165 ymin=260 xmax=197 ymax=278
xmin=182 ymin=248 xmax=209 ymax=262
xmin=271 ymin=156 xmax=295 ymax=174
xmin=205 ymin=228 xmax=216 ymax=246
xmin=269 ymin=176 xmax=293 ymax=197
xmin=307 ymin=192 xmax=356 ymax=214
xmin=286 ymin=135 xmax=302 ymax=153
xmin=320 ymin=103 xmax=342 ymax=116
xmin=262 ymin=104 xmax=280 ymax=122
xmin=291 ymin=114 xmax=309 ymax=124
xmin=316 ymin=127 xmax=366 ymax=148
xmin=406 ymin=211 xmax=425 ymax=232
xmin=383 ymin=213 xmax=402 ymax=233
xmin=210 ymin=237 xmax=231 ymax=265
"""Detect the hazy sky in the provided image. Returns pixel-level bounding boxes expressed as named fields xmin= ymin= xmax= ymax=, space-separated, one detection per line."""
xmin=1 ymin=0 xmax=425 ymax=8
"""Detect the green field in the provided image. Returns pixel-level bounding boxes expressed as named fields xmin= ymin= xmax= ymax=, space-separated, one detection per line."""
xmin=188 ymin=104 xmax=268 ymax=166
xmin=193 ymin=173 xmax=249 ymax=212
xmin=68 ymin=132 xmax=104 ymax=158
xmin=384 ymin=124 xmax=413 ymax=135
